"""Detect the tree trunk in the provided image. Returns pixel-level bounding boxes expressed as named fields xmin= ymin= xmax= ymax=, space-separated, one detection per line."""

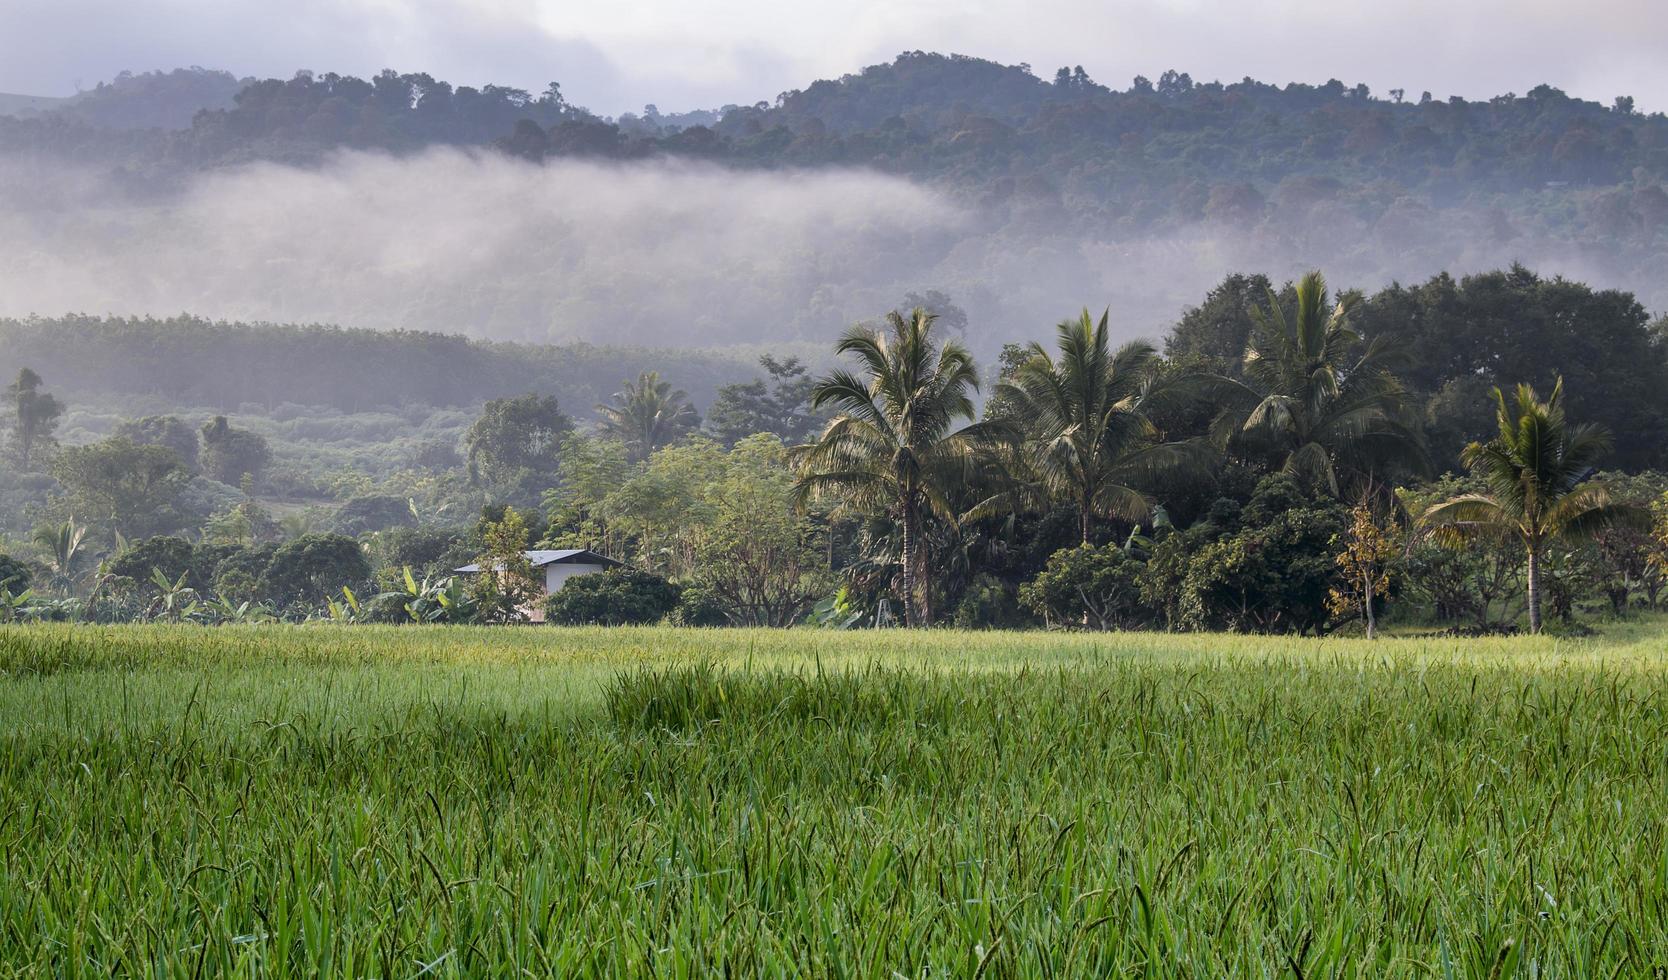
xmin=1364 ymin=576 xmax=1376 ymax=640
xmin=915 ymin=540 xmax=931 ymax=625
xmin=1526 ymin=544 xmax=1542 ymax=634
xmin=1081 ymin=493 xmax=1093 ymax=545
xmin=899 ymin=503 xmax=917 ymax=628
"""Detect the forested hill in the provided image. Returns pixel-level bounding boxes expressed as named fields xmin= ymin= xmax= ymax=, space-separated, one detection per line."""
xmin=3 ymin=53 xmax=1667 ymax=334
xmin=6 ymin=53 xmax=1663 ymax=199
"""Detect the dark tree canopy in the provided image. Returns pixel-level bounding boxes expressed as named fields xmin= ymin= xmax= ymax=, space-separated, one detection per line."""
xmin=464 ymin=394 xmax=574 ymax=494
xmin=706 ymin=356 xmax=819 ymax=446
xmin=7 ymin=368 xmax=64 ymax=470
xmin=258 ymin=534 xmax=372 ymax=607
xmin=113 ymin=416 xmax=200 ymax=471
xmin=1355 ymin=266 xmax=1668 ymax=469
xmin=199 ymin=417 xmax=272 ymax=485
xmin=1164 ymin=274 xmax=1280 ymax=374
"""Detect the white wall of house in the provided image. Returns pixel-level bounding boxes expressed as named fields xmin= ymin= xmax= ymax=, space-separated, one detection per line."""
xmin=544 ymin=563 xmax=608 ymax=595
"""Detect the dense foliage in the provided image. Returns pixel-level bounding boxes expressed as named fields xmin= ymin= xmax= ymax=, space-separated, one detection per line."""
xmin=0 ymin=263 xmax=1664 ymax=634
xmin=542 ymin=568 xmax=679 ymax=626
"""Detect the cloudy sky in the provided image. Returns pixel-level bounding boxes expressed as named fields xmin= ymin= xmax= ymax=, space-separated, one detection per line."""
xmin=0 ymin=0 xmax=1662 ymax=115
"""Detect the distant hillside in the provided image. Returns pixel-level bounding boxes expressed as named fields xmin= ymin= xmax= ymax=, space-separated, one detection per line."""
xmin=0 ymin=91 xmax=69 ymax=115
xmin=0 ymin=68 xmax=245 ymax=131
xmin=2 ymin=54 xmax=1665 ymax=338
xmin=0 ymin=315 xmax=792 ymax=417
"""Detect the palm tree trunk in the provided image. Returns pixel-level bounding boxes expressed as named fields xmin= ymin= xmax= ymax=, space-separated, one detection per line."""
xmin=1526 ymin=544 xmax=1542 ymax=634
xmin=899 ymin=503 xmax=917 ymax=628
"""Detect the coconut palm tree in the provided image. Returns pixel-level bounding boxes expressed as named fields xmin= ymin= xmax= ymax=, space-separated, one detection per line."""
xmin=1420 ymin=378 xmax=1645 ymax=632
xmin=596 ymin=372 xmax=701 ymax=460
xmin=1224 ymin=271 xmax=1424 ymax=496
xmin=31 ymin=517 xmax=88 ymax=593
xmin=998 ymin=308 xmax=1209 ymax=544
xmin=791 ymin=308 xmax=999 ymax=626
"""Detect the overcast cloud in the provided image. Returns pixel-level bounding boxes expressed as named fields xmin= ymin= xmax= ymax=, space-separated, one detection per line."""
xmin=0 ymin=0 xmax=1663 ymax=115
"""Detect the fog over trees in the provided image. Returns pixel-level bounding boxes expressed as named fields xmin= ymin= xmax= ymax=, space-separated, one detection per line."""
xmin=1 ymin=55 xmax=1665 ymax=349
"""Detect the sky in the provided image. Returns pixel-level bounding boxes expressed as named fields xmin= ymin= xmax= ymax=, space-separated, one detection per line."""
xmin=0 ymin=0 xmax=1663 ymax=116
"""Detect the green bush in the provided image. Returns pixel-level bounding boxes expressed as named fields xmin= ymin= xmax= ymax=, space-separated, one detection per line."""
xmin=258 ymin=534 xmax=373 ymax=608
xmin=669 ymin=582 xmax=730 ymax=627
xmin=1175 ymin=476 xmax=1350 ymax=634
xmin=543 ymin=569 xmax=679 ymax=626
xmin=1019 ymin=545 xmax=1151 ymax=630
xmin=952 ymin=574 xmax=1030 ymax=629
xmin=0 ymin=553 xmax=31 ymax=596
xmin=105 ymin=536 xmax=198 ymax=591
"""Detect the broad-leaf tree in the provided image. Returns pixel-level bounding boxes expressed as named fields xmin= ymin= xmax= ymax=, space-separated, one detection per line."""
xmin=791 ymin=308 xmax=998 ymax=626
xmin=1420 ymin=378 xmax=1645 ymax=632
xmin=998 ymin=308 xmax=1208 ymax=543
xmin=50 ymin=437 xmax=192 ymax=541
xmin=199 ymin=416 xmax=272 ymax=485
xmin=113 ymin=415 xmax=200 ymax=471
xmin=7 ymin=368 xmax=64 ymax=469
xmin=464 ymin=393 xmax=573 ymax=495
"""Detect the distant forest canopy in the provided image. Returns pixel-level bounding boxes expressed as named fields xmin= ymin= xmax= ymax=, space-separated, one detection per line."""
xmin=4 ymin=263 xmax=1665 ymax=469
xmin=0 ymin=314 xmax=770 ymax=420
xmin=4 ymin=56 xmax=1662 ymax=191
xmin=2 ymin=54 xmax=1666 ymax=343
xmin=0 ymin=68 xmax=249 ymax=131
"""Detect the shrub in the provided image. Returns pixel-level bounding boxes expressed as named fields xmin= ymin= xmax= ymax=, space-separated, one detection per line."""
xmin=210 ymin=543 xmax=279 ymax=599
xmin=0 ymin=553 xmax=31 ymax=596
xmin=1019 ymin=546 xmax=1151 ymax=630
xmin=670 ymin=582 xmax=730 ymax=627
xmin=106 ymin=536 xmax=198 ymax=590
xmin=543 ymin=569 xmax=679 ymax=626
xmin=1176 ymin=476 xmax=1349 ymax=634
xmin=952 ymin=574 xmax=1031 ymax=629
xmin=259 ymin=534 xmax=372 ymax=608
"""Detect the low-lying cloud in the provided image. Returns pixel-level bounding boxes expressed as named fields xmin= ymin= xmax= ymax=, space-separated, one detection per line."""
xmin=0 ymin=151 xmax=978 ymax=345
xmin=1 ymin=149 xmax=1662 ymax=355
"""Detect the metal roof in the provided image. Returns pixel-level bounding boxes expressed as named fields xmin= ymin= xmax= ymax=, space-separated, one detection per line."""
xmin=454 ymin=549 xmax=622 ymax=574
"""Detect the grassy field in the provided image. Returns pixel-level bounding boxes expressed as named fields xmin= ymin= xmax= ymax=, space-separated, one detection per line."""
xmin=3 ymin=623 xmax=1668 ymax=976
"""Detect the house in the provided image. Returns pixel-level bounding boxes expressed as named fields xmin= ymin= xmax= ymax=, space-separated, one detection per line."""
xmin=454 ymin=549 xmax=622 ymax=622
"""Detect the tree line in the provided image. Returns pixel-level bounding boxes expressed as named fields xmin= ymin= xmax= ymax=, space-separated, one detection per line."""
xmin=3 ymin=265 xmax=1664 ymax=634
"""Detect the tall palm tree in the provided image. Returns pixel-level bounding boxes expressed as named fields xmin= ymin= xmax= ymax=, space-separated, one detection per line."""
xmin=791 ymin=308 xmax=997 ymax=626
xmin=998 ymin=308 xmax=1208 ymax=544
xmin=1224 ymin=271 xmax=1424 ymax=496
xmin=596 ymin=372 xmax=701 ymax=461
xmin=1420 ymin=378 xmax=1645 ymax=632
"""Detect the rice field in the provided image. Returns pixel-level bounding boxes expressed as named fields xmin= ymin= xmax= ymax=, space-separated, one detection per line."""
xmin=3 ymin=622 xmax=1668 ymax=976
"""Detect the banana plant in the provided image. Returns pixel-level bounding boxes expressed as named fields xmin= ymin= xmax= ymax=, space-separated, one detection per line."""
xmin=806 ymin=586 xmax=864 ymax=629
xmin=374 ymin=567 xmax=480 ymax=624
xmin=146 ymin=568 xmax=203 ymax=623
xmin=326 ymin=585 xmax=364 ymax=623
xmin=205 ymin=595 xmax=277 ymax=625
xmin=0 ymin=578 xmax=36 ymax=623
